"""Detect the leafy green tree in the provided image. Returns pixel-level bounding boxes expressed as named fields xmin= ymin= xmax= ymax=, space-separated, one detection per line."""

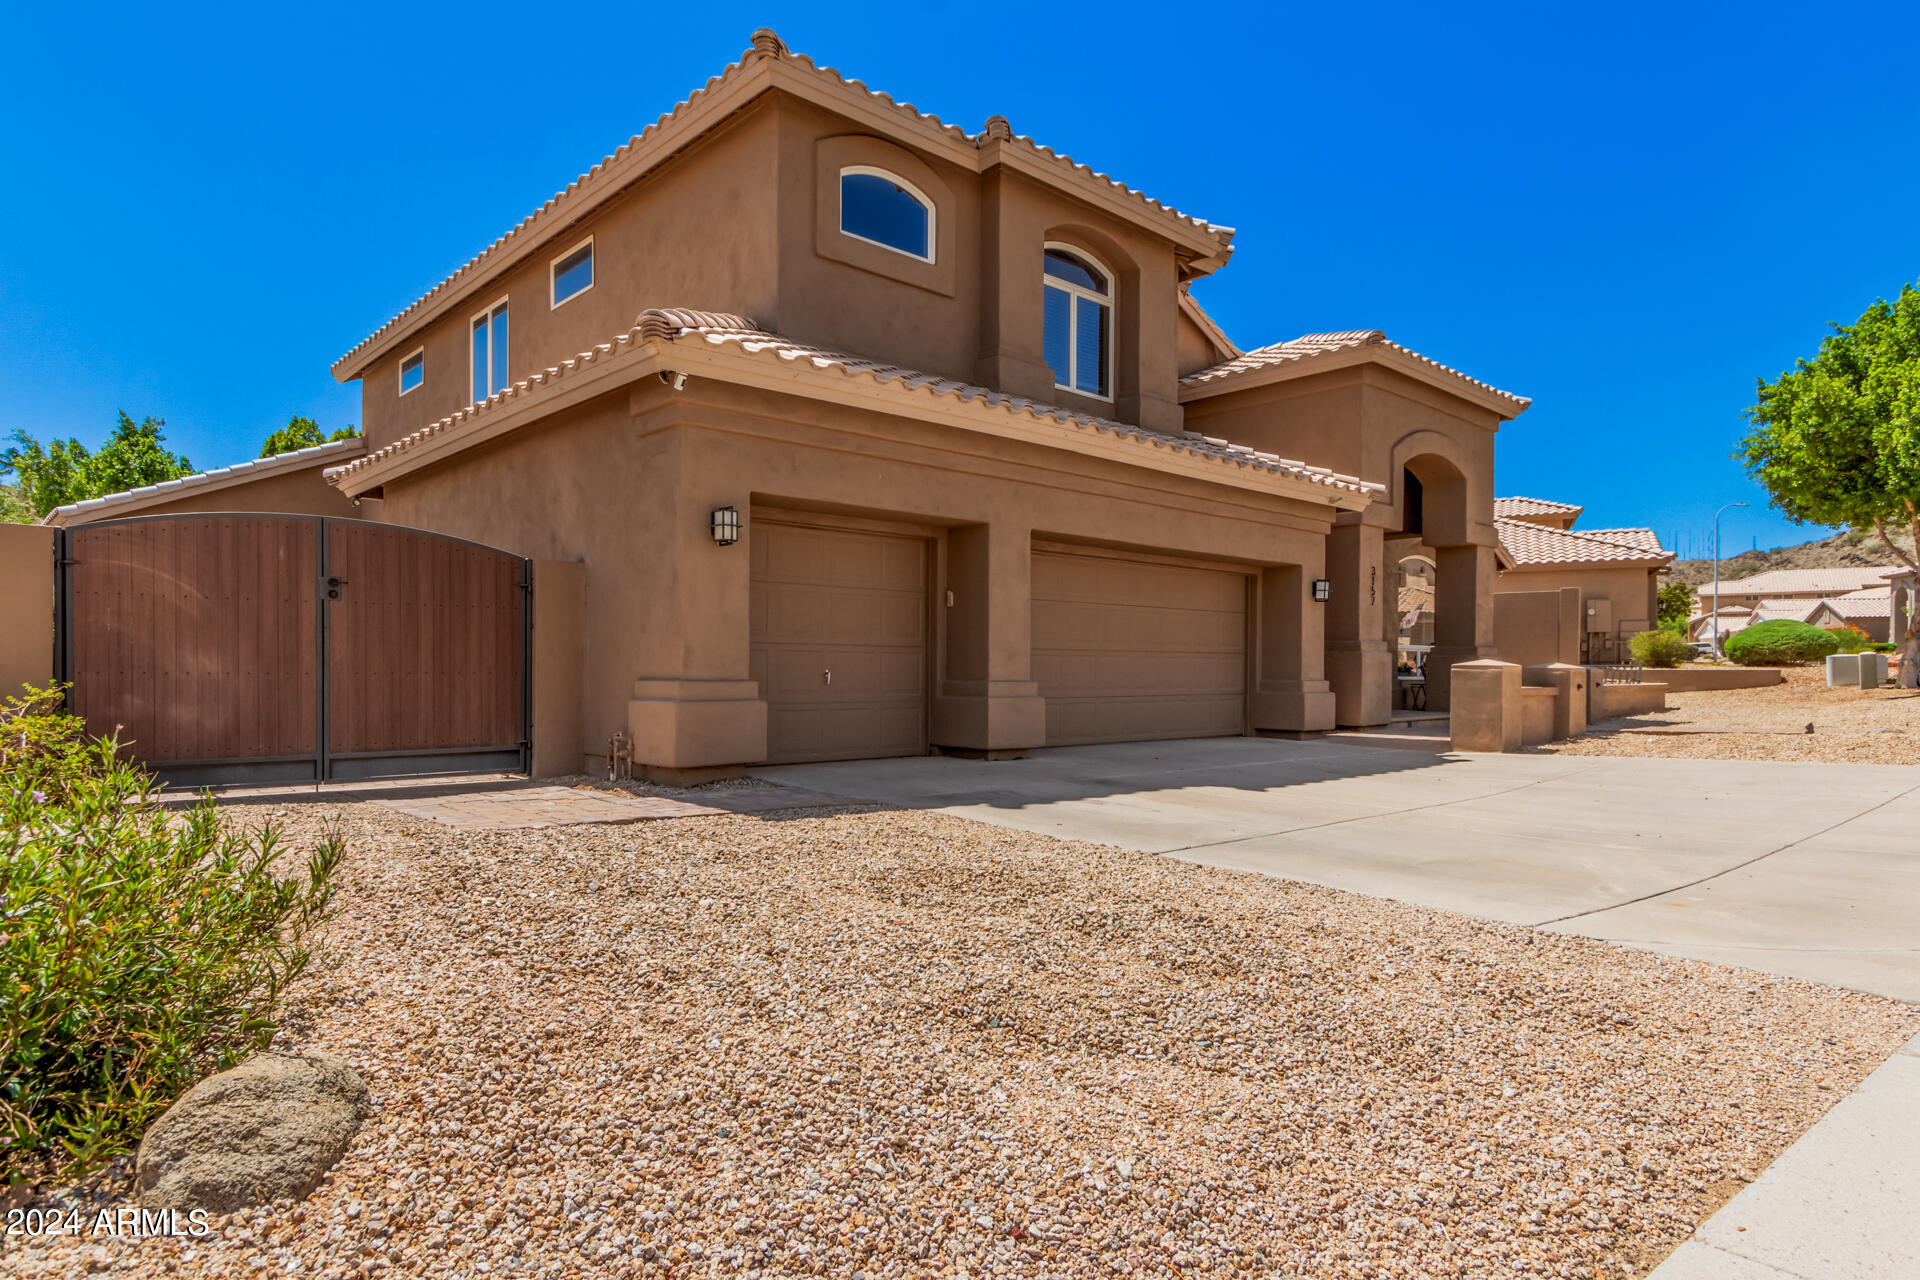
xmin=1741 ymin=282 xmax=1920 ymax=686
xmin=259 ymin=416 xmax=359 ymax=459
xmin=1656 ymin=580 xmax=1695 ymax=635
xmin=1 ymin=414 xmax=194 ymax=520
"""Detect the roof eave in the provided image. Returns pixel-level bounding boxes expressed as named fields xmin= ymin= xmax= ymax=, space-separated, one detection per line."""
xmin=43 ymin=437 xmax=368 ymax=527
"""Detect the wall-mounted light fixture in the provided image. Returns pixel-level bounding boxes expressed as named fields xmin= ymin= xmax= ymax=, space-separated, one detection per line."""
xmin=1312 ymin=578 xmax=1332 ymax=602
xmin=710 ymin=505 xmax=741 ymax=546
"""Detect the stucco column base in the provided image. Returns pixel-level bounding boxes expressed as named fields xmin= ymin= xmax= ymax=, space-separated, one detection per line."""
xmin=931 ymin=680 xmax=1047 ymax=754
xmin=1250 ymin=681 xmax=1337 ymax=734
xmin=1325 ymin=642 xmax=1393 ymax=727
xmin=1522 ymin=663 xmax=1588 ymax=741
xmin=1425 ymin=643 xmax=1498 ymax=713
xmin=627 ymin=678 xmax=768 ymax=770
xmin=1449 ymin=660 xmax=1522 ymax=753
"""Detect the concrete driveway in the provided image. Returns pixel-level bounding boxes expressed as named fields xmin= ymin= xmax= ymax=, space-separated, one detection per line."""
xmin=758 ymin=736 xmax=1920 ymax=1002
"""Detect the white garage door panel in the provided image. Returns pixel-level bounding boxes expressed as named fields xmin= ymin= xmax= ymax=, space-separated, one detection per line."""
xmin=751 ymin=522 xmax=928 ymax=764
xmin=1032 ymin=552 xmax=1247 ymax=746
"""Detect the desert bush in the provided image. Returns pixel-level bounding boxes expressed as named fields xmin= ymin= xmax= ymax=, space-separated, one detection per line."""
xmin=1629 ymin=629 xmax=1691 ymax=668
xmin=1724 ymin=619 xmax=1843 ymax=666
xmin=1823 ymin=625 xmax=1874 ymax=654
xmin=0 ymin=687 xmax=341 ymax=1181
xmin=1871 ymin=641 xmax=1898 ymax=653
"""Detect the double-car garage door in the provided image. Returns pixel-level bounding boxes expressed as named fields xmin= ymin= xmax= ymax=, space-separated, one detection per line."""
xmin=750 ymin=523 xmax=1247 ymax=763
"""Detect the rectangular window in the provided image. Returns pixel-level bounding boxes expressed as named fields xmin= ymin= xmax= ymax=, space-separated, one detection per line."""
xmin=551 ymin=236 xmax=594 ymax=308
xmin=471 ymin=300 xmax=509 ymax=403
xmin=398 ymin=348 xmax=424 ymax=396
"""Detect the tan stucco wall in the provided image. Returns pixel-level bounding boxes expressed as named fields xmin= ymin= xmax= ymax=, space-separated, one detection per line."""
xmin=0 ymin=524 xmax=55 ymax=699
xmin=375 ymin=380 xmax=1342 ymax=770
xmin=64 ymin=461 xmax=362 ymax=523
xmin=1495 ymin=564 xmax=1659 ymax=661
xmin=1494 ymin=587 xmax=1582 ymax=668
xmin=529 ymin=560 xmax=586 ymax=778
xmin=352 ymin=93 xmax=1200 ymax=451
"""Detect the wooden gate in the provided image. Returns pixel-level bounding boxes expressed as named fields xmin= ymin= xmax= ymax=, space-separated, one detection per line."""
xmin=58 ymin=515 xmax=529 ymax=786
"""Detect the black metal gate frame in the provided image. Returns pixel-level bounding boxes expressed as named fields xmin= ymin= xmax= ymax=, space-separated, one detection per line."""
xmin=54 ymin=514 xmax=532 ymax=788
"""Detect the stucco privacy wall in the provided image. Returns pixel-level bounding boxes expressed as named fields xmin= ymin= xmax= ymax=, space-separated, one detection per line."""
xmin=0 ymin=524 xmax=55 ymax=699
xmin=1495 ymin=563 xmax=1659 ymax=658
xmin=1494 ymin=587 xmax=1582 ymax=669
xmin=376 ymin=380 xmax=1343 ymax=772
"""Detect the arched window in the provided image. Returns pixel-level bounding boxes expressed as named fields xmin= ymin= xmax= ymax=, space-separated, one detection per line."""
xmin=1043 ymin=245 xmax=1111 ymax=399
xmin=839 ymin=167 xmax=934 ymax=261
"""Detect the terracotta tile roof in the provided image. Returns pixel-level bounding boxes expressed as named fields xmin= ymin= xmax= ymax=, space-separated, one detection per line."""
xmin=1712 ymin=567 xmax=1905 ymax=597
xmin=1495 ymin=517 xmax=1672 ymax=568
xmin=1493 ymin=496 xmax=1584 ymax=519
xmin=42 ymin=436 xmax=366 ymax=527
xmin=1179 ymin=330 xmax=1529 ymax=413
xmin=1809 ymin=593 xmax=1893 ymax=620
xmin=332 ymin=29 xmax=1232 ymax=381
xmin=331 ymin=309 xmax=1383 ymax=502
xmin=1397 ymin=583 xmax=1433 ymax=613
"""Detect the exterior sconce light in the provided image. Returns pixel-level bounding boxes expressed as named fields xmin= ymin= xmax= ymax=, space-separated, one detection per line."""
xmin=710 ymin=506 xmax=741 ymax=546
xmin=1312 ymin=578 xmax=1332 ymax=602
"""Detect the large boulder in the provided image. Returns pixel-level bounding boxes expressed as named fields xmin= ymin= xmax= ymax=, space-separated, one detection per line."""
xmin=134 ymin=1052 xmax=371 ymax=1213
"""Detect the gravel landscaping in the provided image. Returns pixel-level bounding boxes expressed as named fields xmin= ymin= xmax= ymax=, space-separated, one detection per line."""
xmin=1541 ymin=665 xmax=1920 ymax=764
xmin=7 ymin=800 xmax=1914 ymax=1280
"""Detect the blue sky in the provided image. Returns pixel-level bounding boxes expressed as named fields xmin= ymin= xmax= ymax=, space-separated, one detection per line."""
xmin=5 ymin=2 xmax=1917 ymax=557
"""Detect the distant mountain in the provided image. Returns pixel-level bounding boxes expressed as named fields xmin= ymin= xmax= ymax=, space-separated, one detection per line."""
xmin=1669 ymin=526 xmax=1916 ymax=588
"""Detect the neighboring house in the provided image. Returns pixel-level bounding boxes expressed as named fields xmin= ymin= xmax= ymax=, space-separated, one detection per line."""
xmin=1688 ymin=566 xmax=1902 ymax=646
xmin=1488 ymin=500 xmax=1673 ymax=663
xmin=1702 ymin=566 xmax=1901 ymax=612
xmin=38 ymin=437 xmax=366 ymax=527
xmin=1803 ymin=589 xmax=1893 ymax=643
xmin=55 ymin=30 xmax=1539 ymax=777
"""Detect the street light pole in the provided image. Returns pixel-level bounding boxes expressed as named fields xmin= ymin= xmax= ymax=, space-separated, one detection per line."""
xmin=1711 ymin=501 xmax=1750 ymax=654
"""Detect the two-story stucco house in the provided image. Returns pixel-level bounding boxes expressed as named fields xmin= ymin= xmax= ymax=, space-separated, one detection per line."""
xmin=309 ymin=30 xmax=1529 ymax=778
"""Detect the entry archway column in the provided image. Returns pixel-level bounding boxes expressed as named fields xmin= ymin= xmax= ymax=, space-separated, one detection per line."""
xmin=1427 ymin=542 xmax=1499 ymax=712
xmin=1323 ymin=519 xmax=1392 ymax=727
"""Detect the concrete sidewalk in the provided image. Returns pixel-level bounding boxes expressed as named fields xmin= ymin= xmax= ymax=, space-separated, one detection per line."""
xmin=1649 ymin=1033 xmax=1920 ymax=1279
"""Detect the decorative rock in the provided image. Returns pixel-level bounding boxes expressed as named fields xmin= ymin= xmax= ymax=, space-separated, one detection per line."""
xmin=134 ymin=1052 xmax=371 ymax=1213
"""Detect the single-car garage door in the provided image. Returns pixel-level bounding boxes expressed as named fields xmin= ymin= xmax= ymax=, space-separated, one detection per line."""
xmin=1032 ymin=550 xmax=1247 ymax=746
xmin=750 ymin=521 xmax=929 ymax=764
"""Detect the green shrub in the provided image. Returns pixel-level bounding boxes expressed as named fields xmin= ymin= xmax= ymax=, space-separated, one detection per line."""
xmin=0 ymin=687 xmax=341 ymax=1180
xmin=1629 ymin=629 xmax=1691 ymax=668
xmin=1823 ymin=625 xmax=1874 ymax=654
xmin=1871 ymin=641 xmax=1898 ymax=653
xmin=1724 ymin=619 xmax=1843 ymax=666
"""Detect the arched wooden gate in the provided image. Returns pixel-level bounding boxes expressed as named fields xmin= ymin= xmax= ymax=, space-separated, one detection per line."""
xmin=56 ymin=515 xmax=529 ymax=786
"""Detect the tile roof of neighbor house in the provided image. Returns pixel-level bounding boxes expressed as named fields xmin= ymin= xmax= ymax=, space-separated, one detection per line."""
xmin=40 ymin=436 xmax=367 ymax=527
xmin=331 ymin=29 xmax=1234 ymax=381
xmin=1179 ymin=330 xmax=1530 ymax=414
xmin=330 ymin=309 xmax=1384 ymax=504
xmin=1811 ymin=594 xmax=1893 ymax=620
xmin=1494 ymin=517 xmax=1673 ymax=568
xmin=1715 ymin=566 xmax=1904 ymax=596
xmin=1493 ymin=496 xmax=1584 ymax=519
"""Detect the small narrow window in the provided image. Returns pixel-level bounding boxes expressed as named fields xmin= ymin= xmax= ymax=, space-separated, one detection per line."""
xmin=551 ymin=236 xmax=594 ymax=308
xmin=839 ymin=167 xmax=933 ymax=261
xmin=398 ymin=348 xmax=424 ymax=396
xmin=1043 ymin=246 xmax=1111 ymax=399
xmin=471 ymin=300 xmax=509 ymax=403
